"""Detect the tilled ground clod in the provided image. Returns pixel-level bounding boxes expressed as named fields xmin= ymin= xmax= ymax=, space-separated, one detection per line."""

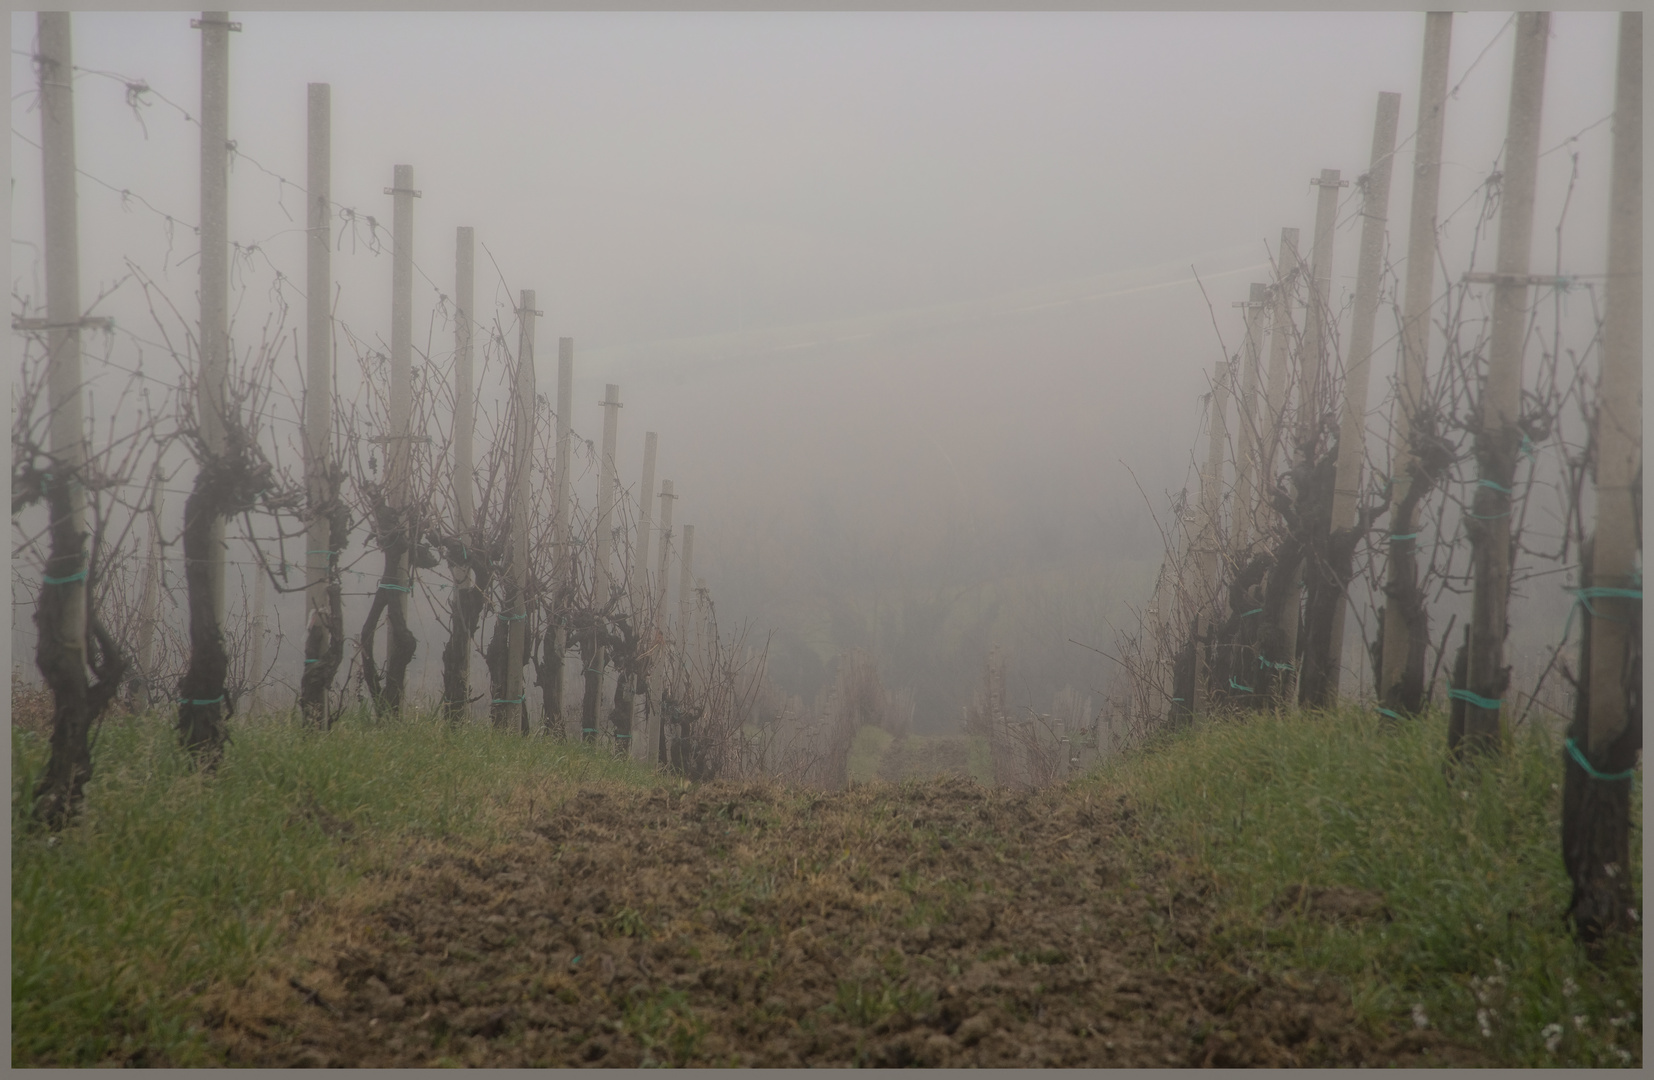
xmin=212 ymin=776 xmax=1483 ymax=1067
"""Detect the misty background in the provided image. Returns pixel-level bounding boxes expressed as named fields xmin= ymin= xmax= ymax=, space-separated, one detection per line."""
xmin=10 ymin=11 xmax=1624 ymax=733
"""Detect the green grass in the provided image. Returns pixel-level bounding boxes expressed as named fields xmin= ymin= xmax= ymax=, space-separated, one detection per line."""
xmin=14 ymin=699 xmax=1641 ymax=1068
xmin=11 ymin=705 xmax=660 ymax=1067
xmin=1084 ymin=706 xmax=1642 ymax=1068
xmin=962 ymin=734 xmax=993 ymax=786
xmin=845 ymin=725 xmax=893 ymax=784
xmin=845 ymin=727 xmax=993 ymax=786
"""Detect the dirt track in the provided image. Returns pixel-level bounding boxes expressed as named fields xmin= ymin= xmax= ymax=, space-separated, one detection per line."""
xmin=212 ymin=776 xmax=1485 ymax=1067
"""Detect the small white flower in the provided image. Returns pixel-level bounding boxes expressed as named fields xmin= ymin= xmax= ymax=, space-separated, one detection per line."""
xmin=1477 ymin=1009 xmax=1493 ymax=1038
xmin=1572 ymin=1014 xmax=1587 ymax=1031
xmin=1541 ymin=1023 xmax=1563 ymax=1054
xmin=1562 ymin=977 xmax=1578 ymax=998
xmin=1550 ymin=783 xmax=1559 ymax=793
xmin=1615 ymin=1049 xmax=1632 ymax=1064
xmin=1411 ymin=1004 xmax=1429 ymax=1030
xmin=1460 ymin=790 xmax=1471 ymax=801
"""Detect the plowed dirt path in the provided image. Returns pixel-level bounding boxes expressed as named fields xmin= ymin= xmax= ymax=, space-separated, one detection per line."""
xmin=212 ymin=776 xmax=1484 ymax=1067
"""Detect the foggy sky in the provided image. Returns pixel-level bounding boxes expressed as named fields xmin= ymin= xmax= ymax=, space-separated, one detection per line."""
xmin=9 ymin=10 xmax=1627 ymax=727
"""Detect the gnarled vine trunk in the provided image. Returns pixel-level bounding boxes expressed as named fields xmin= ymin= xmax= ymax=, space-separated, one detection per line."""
xmin=1561 ymin=538 xmax=1643 ymax=944
xmin=31 ymin=477 xmax=127 ymax=829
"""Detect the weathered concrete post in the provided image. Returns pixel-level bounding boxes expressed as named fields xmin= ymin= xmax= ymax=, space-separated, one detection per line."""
xmin=302 ymin=82 xmax=332 ymax=684
xmin=591 ymin=384 xmax=622 ymax=745
xmin=174 ymin=9 xmax=238 ymax=759
xmin=1457 ymin=12 xmax=1548 ymax=757
xmin=652 ymin=480 xmax=676 ymax=764
xmin=440 ymin=225 xmax=478 ymax=724
xmin=363 ymin=162 xmax=421 ymax=713
xmin=1562 ymin=9 xmax=1641 ymax=943
xmin=1584 ymin=11 xmax=1642 ymax=768
xmin=1254 ymin=228 xmax=1302 ymax=707
xmin=1194 ymin=359 xmax=1231 ymax=710
xmin=1197 ymin=359 xmax=1231 ymax=608
xmin=1302 ymin=90 xmax=1401 ymax=707
xmin=1379 ymin=11 xmax=1453 ymax=718
xmin=550 ymin=337 xmax=574 ymax=736
xmin=1259 ymin=228 xmax=1300 ymax=496
xmin=678 ymin=522 xmax=696 ymax=661
xmin=197 ymin=11 xmax=231 ymax=623
xmin=1299 ymin=169 xmax=1346 ymax=448
xmin=30 ymin=10 xmax=106 ymax=824
xmin=498 ymin=291 xmax=537 ymax=731
xmin=631 ymin=432 xmax=658 ymax=761
xmin=1231 ymin=283 xmax=1269 ymax=553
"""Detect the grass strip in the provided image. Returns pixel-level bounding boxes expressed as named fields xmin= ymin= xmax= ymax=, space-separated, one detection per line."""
xmin=11 ymin=705 xmax=659 ymax=1066
xmin=1084 ymin=705 xmax=1641 ymax=1068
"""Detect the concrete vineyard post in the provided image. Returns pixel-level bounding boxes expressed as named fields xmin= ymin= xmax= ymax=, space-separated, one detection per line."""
xmin=499 ymin=291 xmax=537 ymax=731
xmin=1303 ymin=90 xmax=1400 ymax=707
xmin=1379 ymin=11 xmax=1452 ymax=716
xmin=552 ymin=337 xmax=574 ymax=736
xmin=653 ymin=480 xmax=676 ymax=764
xmin=1562 ymin=10 xmax=1641 ymax=942
xmin=632 ymin=432 xmax=658 ymax=761
xmin=593 ymin=384 xmax=622 ymax=743
xmin=303 ymin=82 xmax=332 ymax=673
xmin=1231 ymin=283 xmax=1268 ymax=553
xmin=1458 ymin=12 xmax=1549 ymax=757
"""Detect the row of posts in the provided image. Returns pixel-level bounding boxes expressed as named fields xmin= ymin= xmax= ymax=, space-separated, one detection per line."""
xmin=1172 ymin=11 xmax=1640 ymax=778
xmin=79 ymin=13 xmax=709 ymax=739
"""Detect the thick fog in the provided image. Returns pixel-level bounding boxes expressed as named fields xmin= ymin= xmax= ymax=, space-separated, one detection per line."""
xmin=10 ymin=11 xmax=1625 ymax=732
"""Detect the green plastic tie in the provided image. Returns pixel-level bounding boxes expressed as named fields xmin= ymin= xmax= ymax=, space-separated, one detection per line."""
xmin=499 ymin=613 xmax=526 ymax=622
xmin=1389 ymin=532 xmax=1420 ymax=541
xmin=1559 ymin=585 xmax=1644 ymax=643
xmin=1520 ymin=433 xmax=1537 ymax=458
xmin=1564 ymin=737 xmax=1637 ymax=783
xmin=1447 ymin=687 xmax=1501 ymax=710
xmin=1241 ymin=607 xmax=1263 ymax=617
xmin=304 ymin=658 xmax=319 ymax=664
xmin=492 ymin=696 xmax=525 ymax=705
xmin=1258 ymin=656 xmax=1294 ymax=672
xmin=1373 ymin=705 xmax=1403 ymax=720
xmin=307 ymin=549 xmax=336 ymax=556
xmin=1477 ymin=478 xmax=1513 ymax=494
xmin=42 ymin=568 xmax=88 ymax=585
xmin=180 ymin=694 xmax=225 ymax=706
xmin=1569 ymin=585 xmax=1642 ymax=619
xmin=378 ymin=582 xmax=412 ymax=592
xmin=1466 ymin=509 xmax=1511 ymax=520
xmin=582 ymin=727 xmax=598 ymax=733
xmin=1228 ymin=678 xmax=1255 ymax=694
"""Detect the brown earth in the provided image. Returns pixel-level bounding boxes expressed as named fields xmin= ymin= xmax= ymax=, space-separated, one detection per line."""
xmin=209 ymin=776 xmax=1487 ymax=1067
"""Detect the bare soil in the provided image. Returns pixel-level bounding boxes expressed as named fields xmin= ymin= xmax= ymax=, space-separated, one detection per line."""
xmin=211 ymin=776 xmax=1486 ymax=1067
